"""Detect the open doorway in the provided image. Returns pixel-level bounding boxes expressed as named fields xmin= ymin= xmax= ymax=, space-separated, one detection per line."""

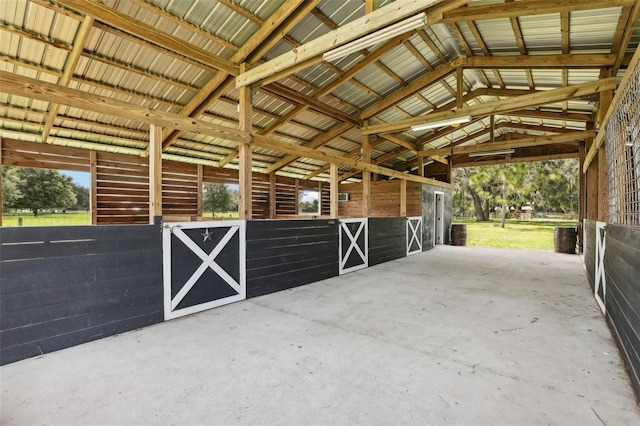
xmin=434 ymin=191 xmax=444 ymax=245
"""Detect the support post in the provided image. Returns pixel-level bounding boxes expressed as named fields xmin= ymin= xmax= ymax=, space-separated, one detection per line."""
xmin=318 ymin=181 xmax=323 ymax=215
xmin=90 ymin=150 xmax=97 ymax=225
xmin=362 ymin=130 xmax=371 ymax=217
xmin=269 ymin=172 xmax=276 ymax=219
xmin=596 ymin=68 xmax=612 ymax=223
xmin=417 ymin=155 xmax=424 ymax=177
xmin=238 ymin=63 xmax=253 ymax=220
xmin=149 ymin=124 xmax=163 ymax=224
xmin=578 ymin=144 xmax=586 ymax=249
xmin=490 ymin=115 xmax=495 ymax=142
xmin=294 ymin=178 xmax=299 ymax=215
xmin=456 ymin=66 xmax=464 ymax=109
xmin=330 ymin=163 xmax=338 ymax=219
xmin=447 ymin=156 xmax=453 ymax=183
xmin=197 ymin=164 xmax=203 ymax=217
xmin=400 ymin=179 xmax=407 ymax=217
xmin=585 ymin=122 xmax=598 ymax=220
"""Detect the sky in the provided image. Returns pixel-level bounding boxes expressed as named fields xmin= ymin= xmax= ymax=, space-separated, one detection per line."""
xmin=61 ymin=170 xmax=90 ymax=188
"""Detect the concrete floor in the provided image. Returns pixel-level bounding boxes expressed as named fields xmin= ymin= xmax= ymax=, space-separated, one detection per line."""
xmin=1 ymin=246 xmax=639 ymax=425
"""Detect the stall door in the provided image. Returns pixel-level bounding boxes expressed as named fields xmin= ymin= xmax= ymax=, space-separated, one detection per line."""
xmin=163 ymin=220 xmax=245 ymax=320
xmin=339 ymin=218 xmax=368 ymax=274
xmin=594 ymin=221 xmax=606 ymax=314
xmin=406 ymin=216 xmax=423 ymax=255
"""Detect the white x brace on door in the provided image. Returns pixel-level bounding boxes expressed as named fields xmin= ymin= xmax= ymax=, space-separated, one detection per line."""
xmin=339 ymin=218 xmax=368 ymax=275
xmin=406 ymin=216 xmax=423 ymax=256
xmin=594 ymin=221 xmax=606 ymax=314
xmin=163 ymin=220 xmax=246 ymax=320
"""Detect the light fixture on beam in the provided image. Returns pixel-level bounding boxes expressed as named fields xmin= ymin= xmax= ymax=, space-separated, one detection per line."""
xmin=323 ymin=13 xmax=427 ymax=62
xmin=468 ymin=149 xmax=515 ymax=157
xmin=410 ymin=115 xmax=472 ymax=132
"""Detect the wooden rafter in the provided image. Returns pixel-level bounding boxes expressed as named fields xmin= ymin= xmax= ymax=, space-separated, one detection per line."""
xmin=235 ymin=0 xmax=470 ymax=88
xmin=442 ymin=0 xmax=636 ymax=23
xmin=56 ymin=0 xmax=239 ymax=75
xmin=363 ymin=78 xmax=616 ymax=134
xmin=419 ymin=130 xmax=593 ymax=157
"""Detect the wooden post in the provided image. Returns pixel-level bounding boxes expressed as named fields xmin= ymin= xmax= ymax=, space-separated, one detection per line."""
xmin=417 ymin=155 xmax=424 ymax=177
xmin=456 ymin=66 xmax=464 ymax=109
xmin=238 ymin=63 xmax=253 ymax=220
xmin=269 ymin=172 xmax=276 ymax=219
xmin=400 ymin=179 xmax=407 ymax=217
xmin=90 ymin=150 xmax=97 ymax=225
xmin=197 ymin=164 xmax=203 ymax=217
xmin=149 ymin=124 xmax=163 ymax=224
xmin=596 ymin=68 xmax=612 ymax=223
xmin=446 ymin=156 xmax=453 ymax=183
xmin=294 ymin=178 xmax=299 ymax=215
xmin=578 ymin=144 xmax=586 ymax=249
xmin=598 ymin=146 xmax=608 ymax=222
xmin=490 ymin=115 xmax=495 ymax=142
xmin=362 ymin=131 xmax=371 ymax=217
xmin=365 ymin=0 xmax=380 ymax=14
xmin=318 ymin=181 xmax=323 ymax=215
xmin=330 ymin=163 xmax=338 ymax=219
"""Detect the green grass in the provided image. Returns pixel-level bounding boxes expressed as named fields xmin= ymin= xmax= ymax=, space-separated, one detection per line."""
xmin=201 ymin=211 xmax=239 ymax=219
xmin=452 ymin=217 xmax=578 ymax=251
xmin=2 ymin=212 xmax=90 ymax=227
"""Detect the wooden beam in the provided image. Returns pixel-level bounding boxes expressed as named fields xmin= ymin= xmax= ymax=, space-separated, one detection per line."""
xmin=417 ymin=154 xmax=424 ymax=177
xmin=453 ymin=151 xmax=579 ymax=168
xmin=42 ymin=16 xmax=94 ymax=143
xmin=460 ymin=53 xmax=618 ymax=69
xmin=0 ymin=71 xmax=251 ymax=143
xmin=253 ymin=135 xmax=451 ymax=188
xmin=364 ymin=78 xmax=617 ymax=134
xmin=149 ymin=124 xmax=163 ymax=223
xmin=330 ymin=163 xmax=338 ymax=218
xmin=238 ymin=64 xmax=253 ymax=220
xmin=613 ymin=1 xmax=640 ymax=74
xmin=57 ymin=0 xmax=238 ymax=75
xmin=236 ymin=0 xmax=464 ymax=88
xmin=442 ymin=0 xmax=635 ymax=23
xmin=0 ymin=137 xmax=2 ymax=226
xmin=420 ymin=130 xmax=595 ymax=157
xmin=378 ymin=133 xmax=418 ymax=152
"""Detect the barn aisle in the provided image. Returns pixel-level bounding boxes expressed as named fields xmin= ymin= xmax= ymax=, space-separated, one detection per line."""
xmin=1 ymin=246 xmax=638 ymax=425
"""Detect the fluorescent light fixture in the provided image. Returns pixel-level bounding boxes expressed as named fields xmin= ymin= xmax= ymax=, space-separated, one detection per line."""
xmin=323 ymin=13 xmax=426 ymax=62
xmin=410 ymin=116 xmax=472 ymax=132
xmin=468 ymin=149 xmax=515 ymax=157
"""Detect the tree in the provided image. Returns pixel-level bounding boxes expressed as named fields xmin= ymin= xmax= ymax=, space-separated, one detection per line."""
xmin=203 ymin=183 xmax=232 ymax=217
xmin=1 ymin=166 xmax=23 ymax=211
xmin=9 ymin=167 xmax=77 ymax=216
xmin=69 ymin=182 xmax=90 ymax=211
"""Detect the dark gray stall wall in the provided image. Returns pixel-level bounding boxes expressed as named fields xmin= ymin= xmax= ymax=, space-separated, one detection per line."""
xmin=421 ymin=184 xmax=452 ymax=250
xmin=1 ymin=224 xmax=163 ymax=365
xmin=369 ymin=217 xmax=406 ymax=266
xmin=246 ymin=220 xmax=339 ymax=298
xmin=603 ymin=224 xmax=640 ymax=398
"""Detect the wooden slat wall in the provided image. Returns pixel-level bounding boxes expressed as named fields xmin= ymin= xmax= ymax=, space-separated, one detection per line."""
xmin=162 ymin=162 xmax=199 ymax=217
xmin=0 ymin=139 xmax=90 ymax=172
xmin=339 ymin=181 xmax=422 ymax=218
xmin=95 ymin=152 xmax=149 ymax=224
xmin=246 ymin=219 xmax=339 ymax=298
xmin=0 ymin=224 xmax=163 ymax=365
